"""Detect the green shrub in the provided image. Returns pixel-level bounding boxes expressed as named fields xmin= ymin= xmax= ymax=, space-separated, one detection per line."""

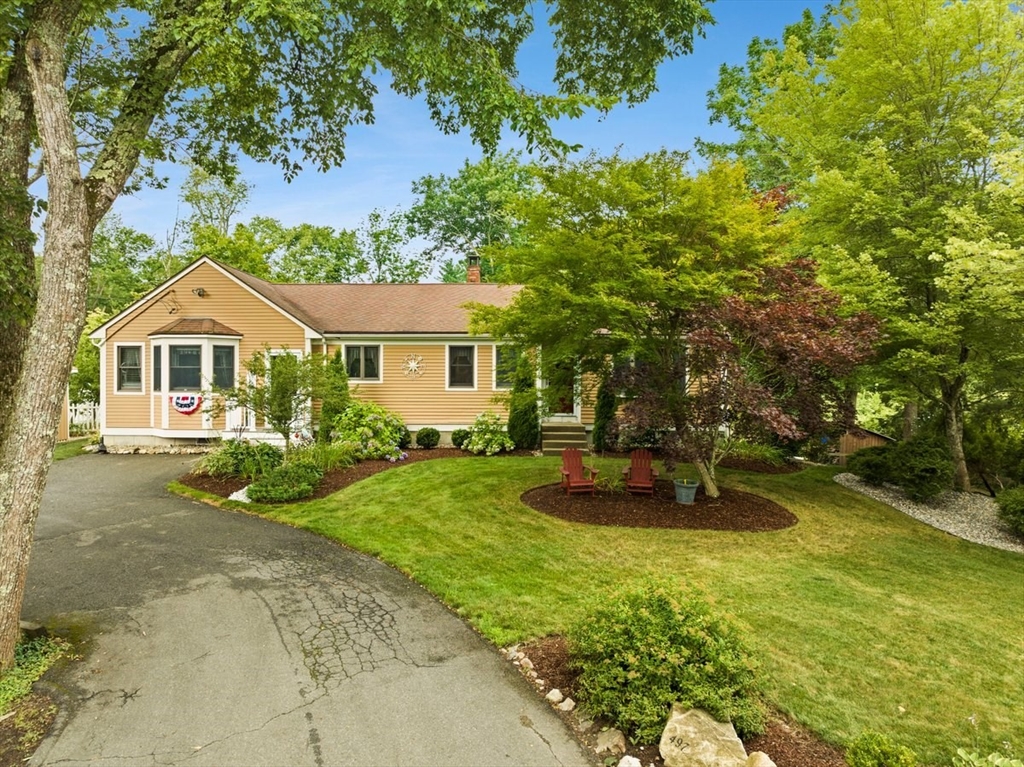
xmin=247 ymin=460 xmax=324 ymax=503
xmin=451 ymin=428 xmax=471 ymax=449
xmin=592 ymin=378 xmax=618 ymax=453
xmin=848 ymin=445 xmax=894 ymax=486
xmin=567 ymin=579 xmax=765 ymax=744
xmin=333 ymin=401 xmax=408 ymax=461
xmin=416 ymin=427 xmax=440 ymax=449
xmin=507 ymin=356 xmax=540 ymax=450
xmin=730 ymin=439 xmax=787 ymax=466
xmin=398 ymin=426 xmax=412 ymax=449
xmin=291 ymin=441 xmax=358 ymax=473
xmin=953 ymin=749 xmax=1024 ymax=767
xmin=890 ymin=438 xmax=954 ymax=501
xmin=317 ymin=349 xmax=350 ymax=442
xmin=198 ymin=439 xmax=283 ymax=481
xmin=996 ymin=487 xmax=1024 ymax=537
xmin=846 ymin=732 xmax=918 ymax=767
xmin=464 ymin=412 xmax=516 ymax=456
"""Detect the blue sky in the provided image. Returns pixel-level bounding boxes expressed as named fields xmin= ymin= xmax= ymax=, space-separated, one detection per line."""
xmin=113 ymin=0 xmax=829 ymax=241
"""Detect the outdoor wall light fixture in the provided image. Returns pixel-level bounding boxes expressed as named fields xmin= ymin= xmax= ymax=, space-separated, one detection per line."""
xmin=192 ymin=287 xmax=206 ymax=297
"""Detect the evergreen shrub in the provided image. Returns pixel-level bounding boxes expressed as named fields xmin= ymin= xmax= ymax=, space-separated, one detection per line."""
xmin=451 ymin=428 xmax=471 ymax=449
xmin=247 ymin=460 xmax=324 ymax=503
xmin=416 ymin=427 xmax=440 ymax=449
xmin=996 ymin=487 xmax=1024 ymax=537
xmin=507 ymin=356 xmax=540 ymax=450
xmin=567 ymin=579 xmax=765 ymax=743
xmin=592 ymin=379 xmax=617 ymax=452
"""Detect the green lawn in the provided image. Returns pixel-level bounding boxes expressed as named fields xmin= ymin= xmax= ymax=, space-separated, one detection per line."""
xmin=52 ymin=438 xmax=89 ymax=461
xmin=240 ymin=456 xmax=1021 ymax=764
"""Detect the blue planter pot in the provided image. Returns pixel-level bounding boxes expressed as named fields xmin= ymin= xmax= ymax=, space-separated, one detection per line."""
xmin=674 ymin=479 xmax=699 ymax=504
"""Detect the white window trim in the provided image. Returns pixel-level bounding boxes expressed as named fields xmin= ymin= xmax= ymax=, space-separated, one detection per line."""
xmin=342 ymin=343 xmax=384 ymax=384
xmin=446 ymin=343 xmax=477 ymax=392
xmin=114 ymin=342 xmax=145 ymax=395
xmin=492 ymin=344 xmax=515 ymax=391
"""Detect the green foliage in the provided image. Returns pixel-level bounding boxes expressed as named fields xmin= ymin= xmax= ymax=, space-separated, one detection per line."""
xmin=355 ymin=208 xmax=429 ymax=283
xmin=729 ymin=439 xmax=786 ymax=467
xmin=407 ymin=151 xmax=535 ymax=282
xmin=333 ymin=401 xmax=408 ymax=461
xmin=0 ymin=636 xmax=71 ymax=715
xmin=198 ymin=439 xmax=284 ymax=481
xmin=889 ymin=439 xmax=955 ymax=502
xmin=506 ymin=355 xmax=540 ymax=450
xmin=318 ymin=350 xmax=351 ymax=443
xmin=845 ymin=732 xmax=918 ymax=767
xmin=996 ymin=488 xmax=1024 ymax=538
xmin=451 ymin=428 xmax=471 ymax=450
xmin=416 ymin=427 xmax=440 ymax=449
xmin=953 ymin=749 xmax=1024 ymax=767
xmin=848 ymin=438 xmax=954 ymax=501
xmin=290 ymin=441 xmax=358 ymax=474
xmin=567 ymin=579 xmax=765 ymax=743
xmin=848 ymin=445 xmax=895 ymax=487
xmin=398 ymin=426 xmax=412 ymax=450
xmin=464 ymin=411 xmax=516 ymax=456
xmin=592 ymin=378 xmax=618 ymax=453
xmin=247 ymin=460 xmax=324 ymax=503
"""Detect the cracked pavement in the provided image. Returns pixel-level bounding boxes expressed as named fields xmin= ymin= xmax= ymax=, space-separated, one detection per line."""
xmin=25 ymin=454 xmax=592 ymax=767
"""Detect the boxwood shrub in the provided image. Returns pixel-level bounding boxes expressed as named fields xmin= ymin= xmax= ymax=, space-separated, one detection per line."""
xmin=567 ymin=579 xmax=765 ymax=743
xmin=846 ymin=732 xmax=918 ymax=767
xmin=450 ymin=428 xmax=471 ymax=449
xmin=416 ymin=427 xmax=440 ymax=449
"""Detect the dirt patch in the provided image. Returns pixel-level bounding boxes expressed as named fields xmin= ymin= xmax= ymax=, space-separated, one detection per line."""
xmin=0 ymin=693 xmax=58 ymax=767
xmin=519 ymin=635 xmax=848 ymax=767
xmin=521 ymin=480 xmax=797 ymax=532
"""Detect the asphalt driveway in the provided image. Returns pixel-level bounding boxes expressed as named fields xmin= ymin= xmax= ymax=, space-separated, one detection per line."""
xmin=25 ymin=454 xmax=591 ymax=766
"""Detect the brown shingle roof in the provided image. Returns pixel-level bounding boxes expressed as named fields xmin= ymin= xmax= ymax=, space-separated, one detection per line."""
xmin=149 ymin=318 xmax=243 ymax=336
xmin=216 ymin=261 xmax=519 ymax=334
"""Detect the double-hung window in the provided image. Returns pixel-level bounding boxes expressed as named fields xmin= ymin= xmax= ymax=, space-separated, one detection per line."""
xmin=169 ymin=345 xmax=202 ymax=391
xmin=117 ymin=346 xmax=142 ymax=392
xmin=448 ymin=345 xmax=475 ymax=389
xmin=494 ymin=346 xmax=517 ymax=390
xmin=346 ymin=345 xmax=380 ymax=381
xmin=213 ymin=345 xmax=235 ymax=388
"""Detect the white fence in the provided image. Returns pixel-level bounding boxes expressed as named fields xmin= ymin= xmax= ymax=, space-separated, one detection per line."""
xmin=69 ymin=402 xmax=99 ymax=435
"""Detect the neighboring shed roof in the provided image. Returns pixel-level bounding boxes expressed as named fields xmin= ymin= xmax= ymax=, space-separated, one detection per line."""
xmin=216 ymin=262 xmax=519 ymax=334
xmin=149 ymin=318 xmax=243 ymax=337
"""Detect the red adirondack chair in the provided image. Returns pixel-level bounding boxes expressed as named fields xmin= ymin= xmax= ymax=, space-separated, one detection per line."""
xmin=560 ymin=448 xmax=599 ymax=495
xmin=622 ymin=449 xmax=659 ymax=495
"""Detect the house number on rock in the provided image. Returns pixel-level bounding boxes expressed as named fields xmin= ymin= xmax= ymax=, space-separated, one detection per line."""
xmin=401 ymin=354 xmax=425 ymax=378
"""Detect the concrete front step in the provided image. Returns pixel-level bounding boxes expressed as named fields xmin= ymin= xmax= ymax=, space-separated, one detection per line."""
xmin=541 ymin=422 xmax=588 ymax=456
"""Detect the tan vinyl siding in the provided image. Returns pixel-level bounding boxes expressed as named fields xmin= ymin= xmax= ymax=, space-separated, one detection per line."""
xmin=104 ymin=263 xmax=307 ymax=430
xmin=335 ymin=343 xmax=509 ymax=426
xmin=579 ymin=372 xmax=599 ymax=426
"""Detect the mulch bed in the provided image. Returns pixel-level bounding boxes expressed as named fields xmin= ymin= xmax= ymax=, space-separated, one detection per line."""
xmin=520 ymin=635 xmax=849 ymax=767
xmin=521 ymin=480 xmax=797 ymax=532
xmin=0 ymin=692 xmax=58 ymax=767
xmin=176 ymin=447 xmax=535 ymax=501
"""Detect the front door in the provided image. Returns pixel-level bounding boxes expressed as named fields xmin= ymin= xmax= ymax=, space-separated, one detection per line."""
xmin=547 ymin=362 xmax=578 ymax=419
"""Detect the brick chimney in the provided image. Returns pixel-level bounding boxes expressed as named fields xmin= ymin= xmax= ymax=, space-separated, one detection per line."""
xmin=466 ymin=255 xmax=481 ymax=283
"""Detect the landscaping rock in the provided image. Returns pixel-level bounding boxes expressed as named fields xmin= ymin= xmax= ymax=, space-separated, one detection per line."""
xmin=618 ymin=757 xmax=643 ymax=767
xmin=545 ymin=688 xmax=564 ymax=704
xmin=747 ymin=753 xmax=776 ymax=767
xmin=557 ymin=697 xmax=576 ymax=712
xmin=19 ymin=621 xmax=47 ymax=640
xmin=659 ymin=706 xmax=748 ymax=767
xmin=520 ymin=656 xmax=534 ymax=671
xmin=596 ymin=728 xmax=627 ymax=755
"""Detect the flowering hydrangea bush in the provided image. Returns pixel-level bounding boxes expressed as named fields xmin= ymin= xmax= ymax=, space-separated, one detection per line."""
xmin=464 ymin=411 xmax=515 ymax=456
xmin=333 ymin=401 xmax=408 ymax=461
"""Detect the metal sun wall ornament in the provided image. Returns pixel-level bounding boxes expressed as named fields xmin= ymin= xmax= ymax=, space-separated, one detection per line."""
xmin=401 ymin=354 xmax=425 ymax=378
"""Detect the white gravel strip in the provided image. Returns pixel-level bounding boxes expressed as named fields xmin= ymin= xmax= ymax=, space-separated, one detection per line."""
xmin=227 ymin=485 xmax=251 ymax=503
xmin=834 ymin=473 xmax=1024 ymax=555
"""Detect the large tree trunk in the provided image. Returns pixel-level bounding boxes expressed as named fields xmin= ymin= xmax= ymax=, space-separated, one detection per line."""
xmin=0 ymin=29 xmax=38 ymax=443
xmin=940 ymin=379 xmax=970 ymax=493
xmin=901 ymin=401 xmax=918 ymax=441
xmin=0 ymin=2 xmax=90 ymax=671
